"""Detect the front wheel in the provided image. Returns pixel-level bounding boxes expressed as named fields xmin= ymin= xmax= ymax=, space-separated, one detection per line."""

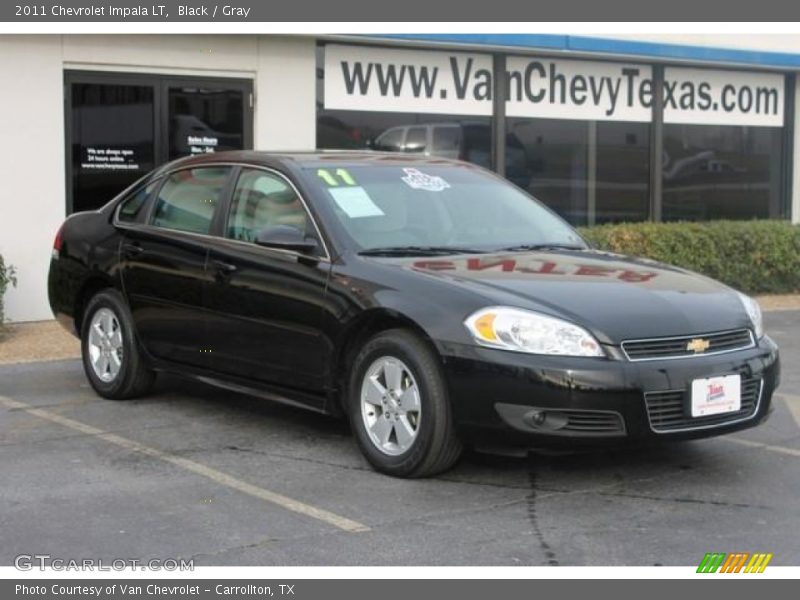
xmin=348 ymin=329 xmax=462 ymax=478
xmin=81 ymin=289 xmax=154 ymax=400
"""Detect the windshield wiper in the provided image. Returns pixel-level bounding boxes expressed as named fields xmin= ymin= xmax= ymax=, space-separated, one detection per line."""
xmin=497 ymin=243 xmax=587 ymax=252
xmin=358 ymin=245 xmax=487 ymax=257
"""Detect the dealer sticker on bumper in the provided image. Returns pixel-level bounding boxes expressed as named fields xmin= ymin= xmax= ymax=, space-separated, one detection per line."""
xmin=691 ymin=374 xmax=741 ymax=417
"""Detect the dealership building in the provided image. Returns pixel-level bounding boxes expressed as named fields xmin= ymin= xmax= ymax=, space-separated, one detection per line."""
xmin=2 ymin=33 xmax=800 ymax=322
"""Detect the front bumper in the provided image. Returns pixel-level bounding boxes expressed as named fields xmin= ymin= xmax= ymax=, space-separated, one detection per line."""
xmin=441 ymin=336 xmax=780 ymax=449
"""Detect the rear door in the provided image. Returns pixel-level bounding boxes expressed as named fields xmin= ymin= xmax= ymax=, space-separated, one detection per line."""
xmin=203 ymin=166 xmax=332 ymax=400
xmin=119 ymin=166 xmax=232 ymax=367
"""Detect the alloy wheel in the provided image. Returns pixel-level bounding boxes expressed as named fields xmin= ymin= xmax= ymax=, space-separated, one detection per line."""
xmin=88 ymin=307 xmax=124 ymax=383
xmin=360 ymin=356 xmax=422 ymax=456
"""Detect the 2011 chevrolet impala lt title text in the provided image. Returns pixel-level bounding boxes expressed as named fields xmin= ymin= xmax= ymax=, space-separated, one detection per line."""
xmin=48 ymin=151 xmax=780 ymax=477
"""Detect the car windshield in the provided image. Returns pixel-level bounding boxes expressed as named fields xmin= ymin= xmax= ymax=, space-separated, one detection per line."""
xmin=304 ymin=164 xmax=585 ymax=253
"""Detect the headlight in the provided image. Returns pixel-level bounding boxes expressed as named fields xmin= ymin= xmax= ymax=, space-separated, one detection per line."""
xmin=464 ymin=306 xmax=605 ymax=357
xmin=737 ymin=293 xmax=764 ymax=339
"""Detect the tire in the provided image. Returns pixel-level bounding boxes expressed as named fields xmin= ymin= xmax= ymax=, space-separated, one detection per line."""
xmin=347 ymin=329 xmax=462 ymax=478
xmin=80 ymin=289 xmax=154 ymax=400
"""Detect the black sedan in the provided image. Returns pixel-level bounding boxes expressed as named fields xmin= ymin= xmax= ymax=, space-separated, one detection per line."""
xmin=48 ymin=151 xmax=780 ymax=477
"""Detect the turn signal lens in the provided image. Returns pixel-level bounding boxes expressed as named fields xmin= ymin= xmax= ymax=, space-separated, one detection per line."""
xmin=473 ymin=312 xmax=497 ymax=341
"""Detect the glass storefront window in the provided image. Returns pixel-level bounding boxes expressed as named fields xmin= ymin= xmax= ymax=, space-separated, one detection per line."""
xmin=505 ymin=120 xmax=650 ymax=227
xmin=317 ymin=110 xmax=493 ymax=169
xmin=317 ymin=44 xmax=788 ymax=225
xmin=662 ymin=124 xmax=783 ymax=221
xmin=505 ymin=118 xmax=589 ymax=225
xmin=316 ymin=47 xmax=492 ymax=168
xmin=595 ymin=121 xmax=651 ymax=224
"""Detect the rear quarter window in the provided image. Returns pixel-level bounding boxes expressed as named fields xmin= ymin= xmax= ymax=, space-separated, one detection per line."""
xmin=117 ymin=180 xmax=160 ymax=224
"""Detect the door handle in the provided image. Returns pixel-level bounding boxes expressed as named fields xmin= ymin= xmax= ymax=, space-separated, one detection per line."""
xmin=212 ymin=259 xmax=238 ymax=275
xmin=122 ymin=243 xmax=144 ymax=258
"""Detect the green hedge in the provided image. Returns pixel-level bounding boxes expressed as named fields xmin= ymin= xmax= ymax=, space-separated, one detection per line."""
xmin=0 ymin=253 xmax=17 ymax=330
xmin=578 ymin=220 xmax=800 ymax=295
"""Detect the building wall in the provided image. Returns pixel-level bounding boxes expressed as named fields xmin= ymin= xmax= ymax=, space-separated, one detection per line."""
xmin=255 ymin=36 xmax=316 ymax=150
xmin=0 ymin=36 xmax=66 ymax=324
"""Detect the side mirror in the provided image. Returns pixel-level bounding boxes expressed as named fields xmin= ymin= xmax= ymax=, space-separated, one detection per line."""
xmin=254 ymin=225 xmax=318 ymax=254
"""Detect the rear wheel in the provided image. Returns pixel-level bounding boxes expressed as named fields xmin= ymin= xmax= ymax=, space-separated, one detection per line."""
xmin=348 ymin=329 xmax=462 ymax=477
xmin=81 ymin=289 xmax=154 ymax=400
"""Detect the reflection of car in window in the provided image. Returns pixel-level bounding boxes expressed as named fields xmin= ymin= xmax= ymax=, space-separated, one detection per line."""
xmin=371 ymin=122 xmax=528 ymax=182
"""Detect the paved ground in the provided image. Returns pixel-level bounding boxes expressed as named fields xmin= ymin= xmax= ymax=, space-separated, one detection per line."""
xmin=1 ymin=311 xmax=799 ymax=566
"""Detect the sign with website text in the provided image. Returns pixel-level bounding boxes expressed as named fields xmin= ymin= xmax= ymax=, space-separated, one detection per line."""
xmin=504 ymin=56 xmax=653 ymax=121
xmin=663 ymin=67 xmax=783 ymax=127
xmin=324 ymin=44 xmax=493 ymax=116
xmin=325 ymin=45 xmax=785 ymax=127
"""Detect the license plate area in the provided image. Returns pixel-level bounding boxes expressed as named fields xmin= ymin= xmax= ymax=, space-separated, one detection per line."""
xmin=690 ymin=374 xmax=741 ymax=418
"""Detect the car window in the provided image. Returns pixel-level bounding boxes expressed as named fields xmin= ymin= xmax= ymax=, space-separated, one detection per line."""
xmin=306 ymin=165 xmax=585 ymax=251
xmin=373 ymin=128 xmax=404 ymax=151
xmin=151 ymin=167 xmax=230 ymax=234
xmin=117 ymin=180 xmax=159 ymax=224
xmin=226 ymin=168 xmax=310 ymax=243
xmin=433 ymin=126 xmax=461 ymax=153
xmin=404 ymin=127 xmax=427 ymax=153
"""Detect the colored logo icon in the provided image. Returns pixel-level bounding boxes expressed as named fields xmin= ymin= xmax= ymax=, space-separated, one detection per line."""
xmin=697 ymin=552 xmax=773 ymax=573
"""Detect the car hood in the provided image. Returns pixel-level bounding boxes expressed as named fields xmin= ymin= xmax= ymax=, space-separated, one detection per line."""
xmin=394 ymin=250 xmax=752 ymax=344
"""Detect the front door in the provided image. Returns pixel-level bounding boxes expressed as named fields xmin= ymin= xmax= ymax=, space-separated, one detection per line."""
xmin=203 ymin=167 xmax=332 ymax=400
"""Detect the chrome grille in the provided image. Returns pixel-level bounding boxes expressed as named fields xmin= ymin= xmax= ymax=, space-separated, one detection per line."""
xmin=622 ymin=329 xmax=754 ymax=361
xmin=644 ymin=376 xmax=762 ymax=433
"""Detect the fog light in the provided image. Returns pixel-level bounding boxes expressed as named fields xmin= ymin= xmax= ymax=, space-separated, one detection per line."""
xmin=524 ymin=410 xmax=569 ymax=431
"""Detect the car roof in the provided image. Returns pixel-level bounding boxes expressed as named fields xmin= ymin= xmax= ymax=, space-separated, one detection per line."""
xmin=155 ymin=150 xmax=477 ymax=174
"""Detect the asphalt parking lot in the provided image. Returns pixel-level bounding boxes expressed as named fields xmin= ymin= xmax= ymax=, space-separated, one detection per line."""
xmin=1 ymin=311 xmax=799 ymax=567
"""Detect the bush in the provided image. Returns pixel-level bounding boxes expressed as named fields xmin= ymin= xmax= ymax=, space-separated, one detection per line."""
xmin=578 ymin=220 xmax=800 ymax=295
xmin=0 ymin=253 xmax=17 ymax=329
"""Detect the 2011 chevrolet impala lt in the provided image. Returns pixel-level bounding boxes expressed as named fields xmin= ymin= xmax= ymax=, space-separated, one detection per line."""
xmin=48 ymin=151 xmax=780 ymax=477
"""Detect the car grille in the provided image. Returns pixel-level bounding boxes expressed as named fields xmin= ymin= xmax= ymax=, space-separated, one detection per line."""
xmin=644 ymin=376 xmax=762 ymax=433
xmin=622 ymin=329 xmax=754 ymax=361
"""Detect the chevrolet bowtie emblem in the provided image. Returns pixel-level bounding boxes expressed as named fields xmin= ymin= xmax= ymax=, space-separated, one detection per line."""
xmin=687 ymin=338 xmax=711 ymax=353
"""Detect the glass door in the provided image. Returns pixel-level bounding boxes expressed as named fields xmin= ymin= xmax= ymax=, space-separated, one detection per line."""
xmin=67 ymin=75 xmax=157 ymax=214
xmin=164 ymin=79 xmax=251 ymax=161
xmin=65 ymin=71 xmax=253 ymax=214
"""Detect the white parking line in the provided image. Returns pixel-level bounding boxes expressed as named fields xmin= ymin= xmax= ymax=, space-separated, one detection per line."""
xmin=727 ymin=436 xmax=800 ymax=458
xmin=0 ymin=395 xmax=370 ymax=533
xmin=776 ymin=393 xmax=800 ymax=429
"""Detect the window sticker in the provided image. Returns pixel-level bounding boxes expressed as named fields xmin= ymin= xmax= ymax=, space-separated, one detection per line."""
xmin=329 ymin=186 xmax=385 ymax=218
xmin=317 ymin=168 xmax=357 ymax=187
xmin=401 ymin=168 xmax=450 ymax=192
